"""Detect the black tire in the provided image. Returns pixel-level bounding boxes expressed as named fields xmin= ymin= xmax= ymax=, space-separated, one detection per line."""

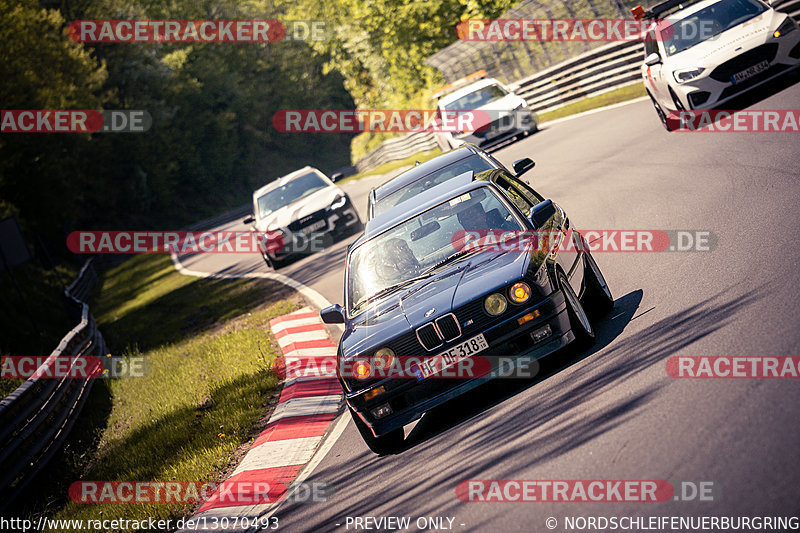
xmin=559 ymin=271 xmax=596 ymax=350
xmin=268 ymin=255 xmax=288 ymax=270
xmin=349 ymin=406 xmax=404 ymax=455
xmin=583 ymin=251 xmax=614 ymax=316
xmin=647 ymin=90 xmax=673 ymax=132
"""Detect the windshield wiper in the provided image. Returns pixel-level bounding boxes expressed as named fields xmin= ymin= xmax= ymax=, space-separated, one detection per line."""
xmin=351 ymin=269 xmax=446 ymax=313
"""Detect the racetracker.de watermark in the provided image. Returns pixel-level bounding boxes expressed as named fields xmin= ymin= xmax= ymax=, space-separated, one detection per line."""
xmin=452 ymin=230 xmax=717 ymax=253
xmin=668 ymin=110 xmax=800 ymax=132
xmin=456 ymin=18 xmax=691 ymax=42
xmin=273 ymin=354 xmax=542 ymax=381
xmin=69 ymin=480 xmax=332 ymax=505
xmin=272 ymin=109 xmax=515 ymax=133
xmin=456 ymin=480 xmax=674 ymax=502
xmin=68 ymin=20 xmax=330 ymax=43
xmin=1 ymin=355 xmax=148 ymax=379
xmin=1 ymin=110 xmax=151 ymax=133
xmin=67 ymin=231 xmax=287 ymax=254
xmin=667 ymin=356 xmax=800 ymax=378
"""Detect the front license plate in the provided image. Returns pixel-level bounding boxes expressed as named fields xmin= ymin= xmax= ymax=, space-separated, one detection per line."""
xmin=731 ymin=60 xmax=769 ymax=84
xmin=414 ymin=334 xmax=489 ymax=380
xmin=304 ymin=219 xmax=326 ymax=232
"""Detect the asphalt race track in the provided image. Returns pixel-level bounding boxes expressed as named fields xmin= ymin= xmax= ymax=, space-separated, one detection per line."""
xmin=177 ymin=78 xmax=800 ymax=532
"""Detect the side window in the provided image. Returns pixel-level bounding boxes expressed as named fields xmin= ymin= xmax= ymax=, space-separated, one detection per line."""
xmin=494 ymin=172 xmax=543 ymax=214
xmin=644 ymin=31 xmax=657 ymax=57
xmin=495 ymin=174 xmax=533 ymax=214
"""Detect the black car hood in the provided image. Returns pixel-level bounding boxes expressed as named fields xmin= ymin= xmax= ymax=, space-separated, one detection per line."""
xmin=341 ymin=249 xmax=530 ymax=359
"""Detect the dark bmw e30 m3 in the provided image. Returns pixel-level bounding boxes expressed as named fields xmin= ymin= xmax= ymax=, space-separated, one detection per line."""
xmin=320 ymin=166 xmax=614 ymax=454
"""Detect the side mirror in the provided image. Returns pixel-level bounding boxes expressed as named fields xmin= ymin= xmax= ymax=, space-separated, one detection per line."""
xmin=243 ymin=215 xmax=255 ymax=225
xmin=330 ymin=172 xmax=344 ymax=183
xmin=320 ymin=304 xmax=345 ymax=324
xmin=512 ymin=158 xmax=535 ymax=177
xmin=644 ymin=53 xmax=661 ymax=66
xmin=528 ymin=199 xmax=556 ymax=229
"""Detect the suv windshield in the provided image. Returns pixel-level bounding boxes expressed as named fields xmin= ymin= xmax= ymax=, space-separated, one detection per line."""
xmin=661 ymin=0 xmax=767 ymax=56
xmin=373 ymin=154 xmax=494 ymax=217
xmin=257 ymin=173 xmax=328 ymax=218
xmin=348 ymin=186 xmax=522 ymax=315
xmin=443 ymin=84 xmax=508 ymax=111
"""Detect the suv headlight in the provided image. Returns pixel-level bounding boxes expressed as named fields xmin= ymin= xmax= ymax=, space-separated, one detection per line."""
xmin=330 ymin=194 xmax=347 ymax=210
xmin=774 ymin=18 xmax=797 ymax=38
xmin=673 ymin=67 xmax=705 ymax=83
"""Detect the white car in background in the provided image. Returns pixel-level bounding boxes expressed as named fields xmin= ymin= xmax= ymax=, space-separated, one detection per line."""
xmin=636 ymin=0 xmax=800 ymax=129
xmin=244 ymin=166 xmax=362 ymax=269
xmin=435 ymin=77 xmax=538 ymax=150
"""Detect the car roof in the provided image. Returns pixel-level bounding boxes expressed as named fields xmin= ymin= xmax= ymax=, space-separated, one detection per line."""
xmin=361 ymin=171 xmax=485 ymax=241
xmin=647 ymin=0 xmax=717 ymax=21
xmin=438 ymin=78 xmax=505 ymax=107
xmin=372 ymin=145 xmax=481 ymax=202
xmin=252 ymin=166 xmax=328 ymax=199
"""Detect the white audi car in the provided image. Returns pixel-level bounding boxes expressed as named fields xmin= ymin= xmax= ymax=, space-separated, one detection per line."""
xmin=636 ymin=0 xmax=800 ymax=129
xmin=435 ymin=77 xmax=538 ymax=149
xmin=244 ymin=166 xmax=362 ymax=269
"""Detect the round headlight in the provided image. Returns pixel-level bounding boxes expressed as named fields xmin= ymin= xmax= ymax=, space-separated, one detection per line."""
xmin=484 ymin=293 xmax=508 ymax=316
xmin=353 ymin=359 xmax=372 ymax=380
xmin=372 ymin=348 xmax=395 ymax=372
xmin=509 ymin=282 xmax=531 ymax=304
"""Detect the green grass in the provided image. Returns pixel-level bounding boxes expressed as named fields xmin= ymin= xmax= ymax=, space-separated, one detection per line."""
xmin=339 ymin=148 xmax=442 ymax=184
xmin=538 ymin=83 xmax=647 ymax=124
xmin=19 ymin=254 xmax=303 ymax=531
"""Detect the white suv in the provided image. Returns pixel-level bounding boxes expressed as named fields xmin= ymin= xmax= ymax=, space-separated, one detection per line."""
xmin=435 ymin=77 xmax=538 ymax=149
xmin=244 ymin=167 xmax=362 ymax=269
xmin=637 ymin=0 xmax=800 ymax=129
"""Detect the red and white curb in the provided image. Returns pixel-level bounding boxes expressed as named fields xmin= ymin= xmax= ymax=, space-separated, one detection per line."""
xmin=179 ymin=307 xmax=341 ymax=532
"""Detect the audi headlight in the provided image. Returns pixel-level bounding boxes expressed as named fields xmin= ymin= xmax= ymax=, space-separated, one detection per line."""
xmin=673 ymin=67 xmax=705 ymax=83
xmin=508 ymin=282 xmax=532 ymax=304
xmin=774 ymin=18 xmax=797 ymax=38
xmin=330 ymin=194 xmax=347 ymax=210
xmin=484 ymin=293 xmax=508 ymax=316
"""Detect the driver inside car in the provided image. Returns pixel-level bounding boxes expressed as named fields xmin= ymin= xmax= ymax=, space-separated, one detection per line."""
xmin=457 ymin=200 xmax=516 ymax=232
xmin=374 ymin=237 xmax=421 ymax=283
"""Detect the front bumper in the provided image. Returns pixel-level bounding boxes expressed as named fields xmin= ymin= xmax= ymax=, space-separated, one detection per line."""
xmin=268 ymin=199 xmax=361 ymax=261
xmin=670 ymin=36 xmax=800 ymax=110
xmin=345 ymin=290 xmax=574 ymax=437
xmin=454 ymin=108 xmax=538 ymax=149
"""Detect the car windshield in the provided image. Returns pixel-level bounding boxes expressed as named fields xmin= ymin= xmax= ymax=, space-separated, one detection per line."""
xmin=443 ymin=85 xmax=508 ymax=111
xmin=661 ymin=0 xmax=767 ymax=56
xmin=373 ymin=154 xmax=495 ymax=217
xmin=348 ymin=186 xmax=523 ymax=316
xmin=256 ymin=172 xmax=328 ymax=218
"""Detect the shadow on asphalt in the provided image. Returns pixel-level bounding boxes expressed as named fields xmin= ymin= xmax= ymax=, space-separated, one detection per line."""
xmin=275 ymin=285 xmax=768 ymax=532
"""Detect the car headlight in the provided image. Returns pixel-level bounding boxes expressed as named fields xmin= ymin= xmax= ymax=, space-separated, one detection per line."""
xmin=508 ymin=282 xmax=532 ymax=304
xmin=330 ymin=194 xmax=347 ymax=210
xmin=673 ymin=67 xmax=705 ymax=83
xmin=372 ymin=348 xmax=395 ymax=373
xmin=774 ymin=18 xmax=797 ymax=38
xmin=353 ymin=359 xmax=372 ymax=380
xmin=484 ymin=293 xmax=508 ymax=316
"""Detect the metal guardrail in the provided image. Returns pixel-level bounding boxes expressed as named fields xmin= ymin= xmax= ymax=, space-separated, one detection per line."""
xmin=354 ymin=131 xmax=440 ymax=173
xmin=0 ymin=258 xmax=106 ymax=509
